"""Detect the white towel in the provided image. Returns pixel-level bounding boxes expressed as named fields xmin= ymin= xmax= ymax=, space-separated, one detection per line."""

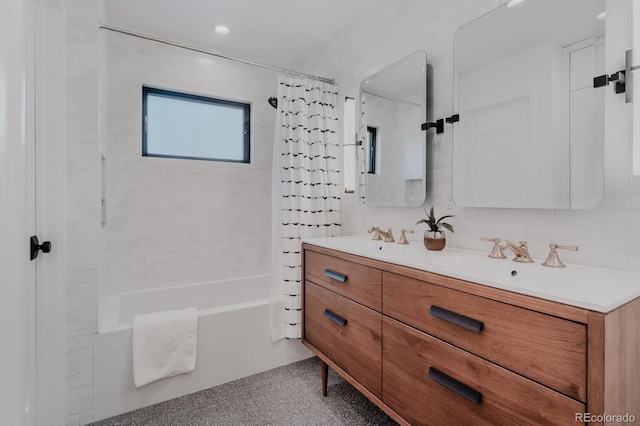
xmin=132 ymin=308 xmax=198 ymax=387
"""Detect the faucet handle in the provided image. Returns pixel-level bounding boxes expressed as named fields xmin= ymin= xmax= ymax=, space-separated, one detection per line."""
xmin=555 ymin=244 xmax=579 ymax=252
xmin=542 ymin=244 xmax=578 ymax=268
xmin=481 ymin=237 xmax=507 ymax=259
xmin=398 ymin=229 xmax=414 ymax=244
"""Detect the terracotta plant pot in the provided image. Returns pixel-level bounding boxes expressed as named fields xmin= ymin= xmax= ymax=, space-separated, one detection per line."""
xmin=424 ymin=230 xmax=446 ymax=251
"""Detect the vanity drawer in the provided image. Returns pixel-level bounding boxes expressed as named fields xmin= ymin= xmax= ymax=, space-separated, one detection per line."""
xmin=382 ymin=272 xmax=587 ymax=401
xmin=304 ymin=249 xmax=382 ymax=310
xmin=382 ymin=317 xmax=585 ymax=426
xmin=304 ymin=282 xmax=382 ymax=397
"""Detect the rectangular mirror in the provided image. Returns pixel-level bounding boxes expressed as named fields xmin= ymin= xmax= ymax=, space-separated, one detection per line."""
xmin=452 ymin=0 xmax=605 ymax=209
xmin=358 ymin=50 xmax=427 ymax=207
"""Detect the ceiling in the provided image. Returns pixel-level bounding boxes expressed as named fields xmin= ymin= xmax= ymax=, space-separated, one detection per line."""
xmin=100 ymin=0 xmax=383 ymax=72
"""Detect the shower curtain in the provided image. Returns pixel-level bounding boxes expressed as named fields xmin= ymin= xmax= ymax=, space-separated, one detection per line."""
xmin=358 ymin=94 xmax=367 ymax=204
xmin=270 ymin=76 xmax=341 ymax=340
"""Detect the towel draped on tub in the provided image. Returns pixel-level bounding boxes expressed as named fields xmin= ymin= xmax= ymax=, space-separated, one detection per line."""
xmin=132 ymin=307 xmax=198 ymax=387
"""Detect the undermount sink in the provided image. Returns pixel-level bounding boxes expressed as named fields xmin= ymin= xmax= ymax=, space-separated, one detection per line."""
xmin=427 ymin=252 xmax=581 ymax=287
xmin=303 ymin=235 xmax=640 ymax=313
xmin=322 ymin=237 xmax=397 ymax=253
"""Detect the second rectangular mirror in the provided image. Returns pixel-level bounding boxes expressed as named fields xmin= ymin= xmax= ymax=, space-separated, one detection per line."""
xmin=452 ymin=0 xmax=605 ymax=209
xmin=358 ymin=50 xmax=427 ymax=207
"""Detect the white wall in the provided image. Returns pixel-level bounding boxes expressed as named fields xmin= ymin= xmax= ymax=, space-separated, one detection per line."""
xmin=299 ymin=0 xmax=640 ymax=272
xmin=65 ymin=0 xmax=100 ymax=424
xmin=100 ymin=31 xmax=280 ymax=297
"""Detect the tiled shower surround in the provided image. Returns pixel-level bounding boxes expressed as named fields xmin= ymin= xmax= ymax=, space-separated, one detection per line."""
xmin=64 ymin=0 xmax=639 ymax=424
xmin=100 ymin=31 xmax=280 ymax=297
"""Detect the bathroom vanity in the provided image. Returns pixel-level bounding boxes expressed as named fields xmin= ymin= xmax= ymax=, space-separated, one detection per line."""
xmin=301 ymin=236 xmax=640 ymax=425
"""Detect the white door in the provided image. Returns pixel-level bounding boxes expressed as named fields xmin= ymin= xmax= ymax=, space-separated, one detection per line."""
xmin=1 ymin=0 xmax=39 ymax=424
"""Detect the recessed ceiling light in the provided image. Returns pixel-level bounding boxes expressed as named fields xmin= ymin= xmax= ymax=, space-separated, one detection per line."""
xmin=214 ymin=25 xmax=230 ymax=35
xmin=596 ymin=11 xmax=606 ymax=20
xmin=507 ymin=0 xmax=525 ymax=8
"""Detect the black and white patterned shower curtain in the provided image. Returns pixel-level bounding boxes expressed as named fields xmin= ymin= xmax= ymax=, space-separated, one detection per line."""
xmin=270 ymin=76 xmax=341 ymax=340
xmin=358 ymin=94 xmax=367 ymax=204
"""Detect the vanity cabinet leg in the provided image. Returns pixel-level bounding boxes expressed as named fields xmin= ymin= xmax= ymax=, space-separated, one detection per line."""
xmin=321 ymin=360 xmax=328 ymax=396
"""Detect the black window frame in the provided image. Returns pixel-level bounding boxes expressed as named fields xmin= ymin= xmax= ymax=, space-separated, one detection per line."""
xmin=142 ymin=86 xmax=251 ymax=163
xmin=367 ymin=126 xmax=377 ymax=174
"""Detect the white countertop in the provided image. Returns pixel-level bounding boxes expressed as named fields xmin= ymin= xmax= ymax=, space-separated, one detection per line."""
xmin=303 ymin=235 xmax=640 ymax=313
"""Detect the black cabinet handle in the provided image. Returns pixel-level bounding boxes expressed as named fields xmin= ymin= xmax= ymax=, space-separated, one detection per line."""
xmin=429 ymin=305 xmax=483 ymax=333
xmin=428 ymin=367 xmax=482 ymax=405
xmin=323 ymin=309 xmax=347 ymax=326
xmin=324 ymin=269 xmax=347 ymax=282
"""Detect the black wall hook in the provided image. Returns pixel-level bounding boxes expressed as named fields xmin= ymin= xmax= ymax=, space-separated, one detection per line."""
xmin=422 ymin=119 xmax=444 ymax=134
xmin=593 ymin=70 xmax=626 ymax=94
xmin=446 ymin=114 xmax=459 ymax=124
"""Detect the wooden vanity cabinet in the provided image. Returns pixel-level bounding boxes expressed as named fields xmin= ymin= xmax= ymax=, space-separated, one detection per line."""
xmin=383 ymin=271 xmax=587 ymax=402
xmin=382 ymin=317 xmax=584 ymax=426
xmin=301 ymin=243 xmax=640 ymax=426
xmin=304 ymin=282 xmax=382 ymax=397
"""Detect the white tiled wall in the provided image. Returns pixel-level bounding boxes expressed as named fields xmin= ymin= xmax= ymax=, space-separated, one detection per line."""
xmin=100 ymin=31 xmax=281 ymax=297
xmin=299 ymin=0 xmax=640 ymax=273
xmin=65 ymin=0 xmax=100 ymax=424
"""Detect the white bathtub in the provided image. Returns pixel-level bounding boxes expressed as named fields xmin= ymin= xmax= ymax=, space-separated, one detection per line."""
xmin=93 ymin=274 xmax=311 ymax=421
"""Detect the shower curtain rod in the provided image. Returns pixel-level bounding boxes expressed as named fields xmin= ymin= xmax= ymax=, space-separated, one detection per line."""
xmin=98 ymin=24 xmax=335 ymax=85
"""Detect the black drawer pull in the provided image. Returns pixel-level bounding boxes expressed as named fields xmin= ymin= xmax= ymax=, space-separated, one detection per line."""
xmin=323 ymin=309 xmax=347 ymax=326
xmin=428 ymin=367 xmax=482 ymax=405
xmin=429 ymin=305 xmax=483 ymax=333
xmin=324 ymin=269 xmax=347 ymax=282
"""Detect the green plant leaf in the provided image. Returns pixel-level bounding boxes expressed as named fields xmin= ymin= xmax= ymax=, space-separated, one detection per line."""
xmin=436 ymin=214 xmax=455 ymax=224
xmin=441 ymin=222 xmax=454 ymax=233
xmin=417 ymin=206 xmax=455 ymax=233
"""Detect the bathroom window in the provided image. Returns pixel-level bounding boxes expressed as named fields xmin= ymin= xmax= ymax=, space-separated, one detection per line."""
xmin=142 ymin=87 xmax=250 ymax=163
xmin=366 ymin=126 xmax=378 ymax=174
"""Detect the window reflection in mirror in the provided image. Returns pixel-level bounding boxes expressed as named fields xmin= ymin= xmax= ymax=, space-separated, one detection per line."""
xmin=366 ymin=126 xmax=378 ymax=174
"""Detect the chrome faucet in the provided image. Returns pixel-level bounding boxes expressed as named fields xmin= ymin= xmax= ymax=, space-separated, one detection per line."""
xmin=499 ymin=240 xmax=534 ymax=263
xmin=368 ymin=227 xmax=395 ymax=242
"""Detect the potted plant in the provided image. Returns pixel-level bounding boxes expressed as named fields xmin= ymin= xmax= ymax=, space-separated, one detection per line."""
xmin=416 ymin=206 xmax=454 ymax=251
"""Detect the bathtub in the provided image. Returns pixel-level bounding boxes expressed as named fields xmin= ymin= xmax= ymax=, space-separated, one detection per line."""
xmin=93 ymin=274 xmax=312 ymax=421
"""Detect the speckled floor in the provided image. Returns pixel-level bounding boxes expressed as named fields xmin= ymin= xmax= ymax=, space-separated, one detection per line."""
xmin=89 ymin=357 xmax=398 ymax=426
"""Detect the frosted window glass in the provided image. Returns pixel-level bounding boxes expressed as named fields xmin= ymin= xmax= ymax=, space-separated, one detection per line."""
xmin=143 ymin=87 xmax=250 ymax=163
